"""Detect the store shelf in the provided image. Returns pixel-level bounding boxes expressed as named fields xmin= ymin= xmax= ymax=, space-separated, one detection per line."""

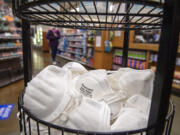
xmin=63 ymin=33 xmax=84 ymax=36
xmin=0 ymin=46 xmax=21 ymax=50
xmin=67 ymin=39 xmax=84 ymax=42
xmin=172 ymin=83 xmax=180 ymax=89
xmin=113 ymin=63 xmax=122 ymax=66
xmin=87 ymin=46 xmax=94 ymax=48
xmin=128 ymin=56 xmax=146 ymax=60
xmin=59 ymin=49 xmax=65 ymax=52
xmin=67 ymin=51 xmax=84 ymax=56
xmin=114 ymin=54 xmax=146 ymax=60
xmin=0 ymin=29 xmax=21 ymax=33
xmin=114 ymin=54 xmax=122 ymax=57
xmin=86 ymin=56 xmax=94 ymax=58
xmin=57 ymin=54 xmax=93 ymax=68
xmin=69 ymin=45 xmax=83 ymax=48
xmin=0 ymin=37 xmax=21 ymax=40
xmin=0 ymin=55 xmax=21 ymax=61
xmin=0 ymin=75 xmax=23 ymax=88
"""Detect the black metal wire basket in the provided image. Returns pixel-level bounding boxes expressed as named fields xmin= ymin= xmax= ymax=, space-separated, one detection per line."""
xmin=12 ymin=0 xmax=164 ymax=30
xmin=12 ymin=0 xmax=179 ymax=135
xmin=18 ymin=90 xmax=175 ymax=135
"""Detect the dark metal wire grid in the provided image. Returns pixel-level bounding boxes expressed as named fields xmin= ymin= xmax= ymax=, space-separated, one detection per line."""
xmin=13 ymin=0 xmax=163 ymax=30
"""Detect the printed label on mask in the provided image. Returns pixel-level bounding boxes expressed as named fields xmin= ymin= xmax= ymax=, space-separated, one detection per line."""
xmin=80 ymin=84 xmax=93 ymax=98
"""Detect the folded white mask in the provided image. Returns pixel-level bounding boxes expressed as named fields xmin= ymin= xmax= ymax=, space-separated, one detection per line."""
xmin=117 ymin=68 xmax=154 ymax=98
xmin=24 ymin=65 xmax=73 ymax=122
xmin=58 ymin=97 xmax=111 ymax=132
xmin=63 ymin=62 xmax=87 ymax=78
xmin=107 ymin=68 xmax=135 ymax=92
xmin=111 ymin=107 xmax=148 ymax=131
xmin=99 ymin=91 xmax=126 ymax=120
xmin=125 ymin=94 xmax=151 ymax=117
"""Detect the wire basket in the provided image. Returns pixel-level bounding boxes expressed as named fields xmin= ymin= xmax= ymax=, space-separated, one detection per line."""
xmin=17 ymin=90 xmax=175 ymax=135
xmin=13 ymin=0 xmax=164 ymax=31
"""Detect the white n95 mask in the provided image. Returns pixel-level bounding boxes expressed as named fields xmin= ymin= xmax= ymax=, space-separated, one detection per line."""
xmin=100 ymin=91 xmax=127 ymax=121
xmin=63 ymin=62 xmax=87 ymax=78
xmin=117 ymin=68 xmax=154 ymax=98
xmin=125 ymin=94 xmax=151 ymax=117
xmin=24 ymin=65 xmax=72 ymax=122
xmin=107 ymin=68 xmax=135 ymax=92
xmin=74 ymin=69 xmax=113 ymax=100
xmin=111 ymin=107 xmax=148 ymax=131
xmin=58 ymin=97 xmax=111 ymax=132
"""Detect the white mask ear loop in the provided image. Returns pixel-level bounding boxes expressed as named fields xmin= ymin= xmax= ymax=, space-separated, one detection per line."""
xmin=58 ymin=95 xmax=83 ymax=125
xmin=59 ymin=112 xmax=69 ymax=125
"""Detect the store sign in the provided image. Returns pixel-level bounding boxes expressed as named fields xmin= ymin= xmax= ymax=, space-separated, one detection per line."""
xmin=96 ymin=36 xmax=101 ymax=47
xmin=0 ymin=104 xmax=14 ymax=120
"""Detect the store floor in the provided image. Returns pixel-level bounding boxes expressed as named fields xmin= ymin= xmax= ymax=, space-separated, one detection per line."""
xmin=0 ymin=49 xmax=180 ymax=135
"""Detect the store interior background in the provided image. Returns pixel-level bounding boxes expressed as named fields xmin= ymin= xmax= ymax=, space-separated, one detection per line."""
xmin=0 ymin=0 xmax=180 ymax=135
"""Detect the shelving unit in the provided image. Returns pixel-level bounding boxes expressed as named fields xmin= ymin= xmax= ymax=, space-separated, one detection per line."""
xmin=0 ymin=45 xmax=21 ymax=50
xmin=57 ymin=54 xmax=94 ymax=69
xmin=57 ymin=31 xmax=94 ymax=68
xmin=12 ymin=0 xmax=179 ymax=135
xmin=0 ymin=0 xmax=23 ymax=87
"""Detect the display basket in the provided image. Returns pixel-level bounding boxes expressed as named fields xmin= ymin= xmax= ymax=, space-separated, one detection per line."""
xmin=18 ymin=90 xmax=175 ymax=135
xmin=12 ymin=0 xmax=179 ymax=134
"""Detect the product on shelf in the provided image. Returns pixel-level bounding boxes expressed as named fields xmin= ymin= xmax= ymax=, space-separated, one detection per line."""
xmin=134 ymin=30 xmax=161 ymax=44
xmin=150 ymin=53 xmax=158 ymax=62
xmin=113 ymin=49 xmax=147 ymax=70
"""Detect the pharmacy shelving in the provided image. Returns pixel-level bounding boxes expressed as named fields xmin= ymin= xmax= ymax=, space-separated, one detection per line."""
xmin=56 ymin=54 xmax=93 ymax=69
xmin=0 ymin=0 xmax=23 ymax=87
xmin=57 ymin=31 xmax=94 ymax=68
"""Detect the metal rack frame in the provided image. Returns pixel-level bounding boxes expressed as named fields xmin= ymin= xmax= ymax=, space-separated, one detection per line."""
xmin=12 ymin=0 xmax=180 ymax=135
xmin=13 ymin=0 xmax=163 ymax=30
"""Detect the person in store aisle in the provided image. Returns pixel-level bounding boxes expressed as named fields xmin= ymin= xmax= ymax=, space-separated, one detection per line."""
xmin=46 ymin=27 xmax=61 ymax=65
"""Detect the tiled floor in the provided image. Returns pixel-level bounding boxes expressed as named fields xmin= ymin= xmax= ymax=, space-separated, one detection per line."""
xmin=0 ymin=49 xmax=179 ymax=135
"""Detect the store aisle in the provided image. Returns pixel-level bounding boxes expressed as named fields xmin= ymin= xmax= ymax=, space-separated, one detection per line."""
xmin=0 ymin=49 xmax=180 ymax=135
xmin=32 ymin=49 xmax=51 ymax=75
xmin=0 ymin=49 xmax=51 ymax=135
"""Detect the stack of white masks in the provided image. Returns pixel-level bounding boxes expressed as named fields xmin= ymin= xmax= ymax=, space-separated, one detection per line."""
xmin=23 ymin=65 xmax=111 ymax=133
xmin=74 ymin=69 xmax=113 ymax=100
xmin=22 ymin=64 xmax=155 ymax=134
